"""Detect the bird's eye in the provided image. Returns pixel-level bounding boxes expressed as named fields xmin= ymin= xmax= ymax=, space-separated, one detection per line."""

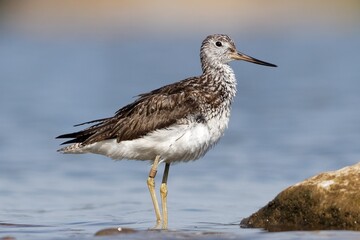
xmin=215 ymin=41 xmax=222 ymax=47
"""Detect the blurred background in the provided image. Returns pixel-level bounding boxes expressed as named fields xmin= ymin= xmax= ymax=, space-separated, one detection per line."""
xmin=0 ymin=0 xmax=359 ymax=239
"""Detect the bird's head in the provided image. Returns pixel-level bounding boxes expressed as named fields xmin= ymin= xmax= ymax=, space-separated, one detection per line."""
xmin=200 ymin=34 xmax=277 ymax=71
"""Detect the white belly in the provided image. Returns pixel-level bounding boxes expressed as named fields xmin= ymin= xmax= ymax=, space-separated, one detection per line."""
xmin=83 ymin=113 xmax=230 ymax=162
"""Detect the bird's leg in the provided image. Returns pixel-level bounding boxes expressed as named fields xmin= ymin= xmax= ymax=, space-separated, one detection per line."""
xmin=147 ymin=155 xmax=162 ymax=229
xmin=160 ymin=163 xmax=170 ymax=230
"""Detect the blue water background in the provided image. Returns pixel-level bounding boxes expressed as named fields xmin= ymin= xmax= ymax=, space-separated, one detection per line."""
xmin=0 ymin=28 xmax=360 ymax=239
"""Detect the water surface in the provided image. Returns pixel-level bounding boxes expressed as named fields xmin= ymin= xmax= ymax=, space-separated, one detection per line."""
xmin=0 ymin=29 xmax=359 ymax=239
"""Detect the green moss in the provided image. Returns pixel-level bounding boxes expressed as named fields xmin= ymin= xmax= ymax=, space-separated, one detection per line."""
xmin=241 ymin=184 xmax=360 ymax=231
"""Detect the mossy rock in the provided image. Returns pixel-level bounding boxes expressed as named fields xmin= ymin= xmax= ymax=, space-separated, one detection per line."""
xmin=241 ymin=162 xmax=360 ymax=231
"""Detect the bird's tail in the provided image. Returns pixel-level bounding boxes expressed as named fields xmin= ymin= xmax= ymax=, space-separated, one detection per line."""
xmin=57 ymin=143 xmax=86 ymax=154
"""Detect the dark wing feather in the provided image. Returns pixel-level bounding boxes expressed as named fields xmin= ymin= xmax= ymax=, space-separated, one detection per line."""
xmin=56 ymin=77 xmax=203 ymax=145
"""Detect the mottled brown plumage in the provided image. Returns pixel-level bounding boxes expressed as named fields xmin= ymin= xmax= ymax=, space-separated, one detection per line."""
xmin=57 ymin=75 xmax=228 ymax=146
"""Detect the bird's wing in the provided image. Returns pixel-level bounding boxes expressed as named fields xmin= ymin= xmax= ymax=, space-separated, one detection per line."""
xmin=56 ymin=77 xmax=206 ymax=145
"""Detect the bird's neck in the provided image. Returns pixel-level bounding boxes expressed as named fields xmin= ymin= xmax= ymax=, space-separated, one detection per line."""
xmin=202 ymin=61 xmax=237 ymax=102
xmin=202 ymin=60 xmax=237 ymax=84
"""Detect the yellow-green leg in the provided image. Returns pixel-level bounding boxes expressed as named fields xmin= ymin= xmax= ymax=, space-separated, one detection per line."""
xmin=160 ymin=163 xmax=170 ymax=230
xmin=147 ymin=155 xmax=161 ymax=229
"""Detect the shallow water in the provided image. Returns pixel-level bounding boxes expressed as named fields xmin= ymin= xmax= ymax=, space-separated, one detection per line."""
xmin=0 ymin=28 xmax=360 ymax=239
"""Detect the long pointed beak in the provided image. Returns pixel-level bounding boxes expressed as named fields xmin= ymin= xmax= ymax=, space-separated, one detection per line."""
xmin=230 ymin=52 xmax=277 ymax=67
